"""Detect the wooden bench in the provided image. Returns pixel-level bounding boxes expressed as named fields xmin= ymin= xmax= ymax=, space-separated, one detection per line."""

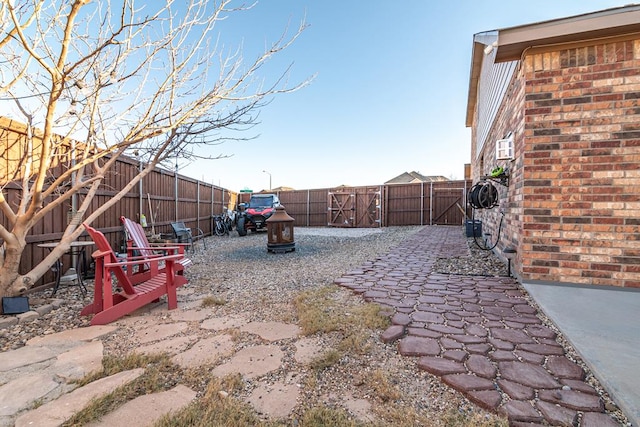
xmin=80 ymin=223 xmax=188 ymax=326
xmin=120 ymin=216 xmax=193 ymax=272
xmin=170 ymin=221 xmax=205 ymax=252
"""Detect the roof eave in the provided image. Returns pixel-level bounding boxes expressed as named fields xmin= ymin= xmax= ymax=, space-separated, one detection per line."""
xmin=495 ymin=7 xmax=640 ymax=62
xmin=465 ymin=41 xmax=486 ymax=127
xmin=465 ymin=4 xmax=640 ymax=128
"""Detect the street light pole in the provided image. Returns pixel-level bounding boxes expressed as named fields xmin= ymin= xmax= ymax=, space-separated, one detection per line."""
xmin=262 ymin=170 xmax=272 ymax=191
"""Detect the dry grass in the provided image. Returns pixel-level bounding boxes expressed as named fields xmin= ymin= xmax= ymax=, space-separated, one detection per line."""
xmin=295 ymin=285 xmax=389 ymax=370
xmin=293 ymin=285 xmax=389 ymax=336
xmin=298 ymin=406 xmax=366 ymax=426
xmin=365 ymin=369 xmax=402 ymax=403
xmin=374 ymin=404 xmax=508 ymax=427
xmin=200 ymin=295 xmax=226 ymax=307
xmin=294 ymin=286 xmax=344 ymax=335
xmin=308 ymin=349 xmax=342 ymax=372
xmin=155 ymin=375 xmax=271 ymax=427
xmin=63 ymin=353 xmax=179 ymax=426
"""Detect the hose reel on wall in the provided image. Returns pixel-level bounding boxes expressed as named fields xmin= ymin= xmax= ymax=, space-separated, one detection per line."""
xmin=467 ymin=170 xmax=508 ymax=251
xmin=468 ymin=181 xmax=499 ymax=210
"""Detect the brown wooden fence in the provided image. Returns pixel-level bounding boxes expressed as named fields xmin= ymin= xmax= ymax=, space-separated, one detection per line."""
xmin=5 ymin=155 xmax=470 ymax=287
xmin=4 ymin=156 xmax=235 ymax=286
xmin=238 ymin=180 xmax=471 ymax=228
xmin=2 ymin=117 xmax=472 ymax=288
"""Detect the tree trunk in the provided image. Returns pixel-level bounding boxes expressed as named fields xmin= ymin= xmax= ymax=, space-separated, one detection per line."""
xmin=0 ymin=271 xmax=29 ymax=314
xmin=0 ymin=238 xmax=31 ymax=309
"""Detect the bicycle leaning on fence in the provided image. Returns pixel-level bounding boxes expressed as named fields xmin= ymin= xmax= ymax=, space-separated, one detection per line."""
xmin=212 ymin=209 xmax=235 ymax=236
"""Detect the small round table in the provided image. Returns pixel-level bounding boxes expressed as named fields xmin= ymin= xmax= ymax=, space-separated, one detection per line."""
xmin=37 ymin=240 xmax=94 ymax=296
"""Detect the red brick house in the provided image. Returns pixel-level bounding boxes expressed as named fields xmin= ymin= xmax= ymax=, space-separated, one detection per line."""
xmin=466 ymin=5 xmax=640 ymax=288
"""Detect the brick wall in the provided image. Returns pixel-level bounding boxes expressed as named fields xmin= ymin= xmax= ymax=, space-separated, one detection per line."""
xmin=472 ymin=69 xmax=525 ymax=259
xmin=475 ymin=38 xmax=640 ymax=288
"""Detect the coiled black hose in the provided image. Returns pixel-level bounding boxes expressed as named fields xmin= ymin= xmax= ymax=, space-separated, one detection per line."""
xmin=468 ymin=181 xmax=502 ymax=250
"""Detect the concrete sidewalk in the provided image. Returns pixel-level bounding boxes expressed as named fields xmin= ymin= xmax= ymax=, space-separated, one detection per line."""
xmin=524 ymin=281 xmax=640 ymax=427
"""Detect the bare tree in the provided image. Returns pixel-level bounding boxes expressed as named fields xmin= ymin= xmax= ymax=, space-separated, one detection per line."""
xmin=0 ymin=0 xmax=310 ymax=301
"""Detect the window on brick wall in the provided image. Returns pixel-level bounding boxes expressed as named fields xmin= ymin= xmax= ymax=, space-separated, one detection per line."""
xmin=496 ymin=132 xmax=514 ymax=160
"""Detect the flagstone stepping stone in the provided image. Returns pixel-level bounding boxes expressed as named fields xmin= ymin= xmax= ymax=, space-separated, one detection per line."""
xmin=201 ymin=315 xmax=246 ymax=331
xmin=499 ymin=361 xmax=560 ymax=389
xmin=546 ymin=356 xmax=585 ymax=380
xmin=212 ymin=345 xmax=284 ymax=379
xmin=581 ymin=412 xmax=623 ymax=427
xmin=380 ymin=325 xmax=405 ymax=343
xmin=245 ymin=380 xmax=299 ymax=418
xmin=442 ymin=350 xmax=468 ymax=362
xmin=342 ymin=393 xmax=375 ymax=422
xmin=536 ymin=400 xmax=578 ymax=426
xmin=467 ymin=389 xmax=502 ymax=410
xmin=498 ymin=379 xmax=534 ymax=400
xmin=85 ymin=384 xmax=196 ymax=427
xmin=0 ymin=372 xmax=59 ymax=417
xmin=412 ymin=311 xmax=444 ymax=323
xmin=561 ymin=379 xmax=597 ymax=395
xmin=514 ymin=349 xmax=545 ymax=364
xmin=519 ymin=343 xmax=565 ymax=356
xmin=134 ymin=322 xmax=188 ymax=344
xmin=294 ymin=337 xmax=324 ymax=364
xmin=490 ymin=328 xmax=534 ymax=344
xmin=53 ymin=340 xmax=104 ymax=381
xmin=26 ymin=325 xmax=117 ymax=348
xmin=398 ymin=336 xmax=440 ymax=357
xmin=0 ymin=345 xmax=57 ymax=372
xmin=417 ymin=357 xmax=466 ymax=375
xmin=15 ymin=369 xmax=144 ymax=427
xmin=442 ymin=374 xmax=495 ymax=392
xmin=172 ymin=335 xmax=234 ymax=368
xmin=537 ymin=389 xmax=604 ymax=412
xmin=501 ymin=400 xmax=544 ymax=423
xmin=466 ymin=355 xmax=496 ymax=379
xmin=169 ymin=309 xmax=209 ymax=322
xmin=391 ymin=312 xmax=411 ymax=326
xmin=135 ymin=335 xmax=198 ymax=356
xmin=240 ymin=321 xmax=301 ymax=342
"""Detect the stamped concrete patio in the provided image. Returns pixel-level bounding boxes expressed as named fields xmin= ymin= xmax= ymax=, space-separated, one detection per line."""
xmin=335 ymin=226 xmax=634 ymax=426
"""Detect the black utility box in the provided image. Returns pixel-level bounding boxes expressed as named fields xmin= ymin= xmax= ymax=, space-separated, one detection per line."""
xmin=465 ymin=220 xmax=482 ymax=238
xmin=2 ymin=296 xmax=30 ymax=314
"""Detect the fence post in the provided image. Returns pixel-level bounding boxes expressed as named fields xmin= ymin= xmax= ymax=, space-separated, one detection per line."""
xmin=138 ymin=160 xmax=144 ymax=221
xmin=463 ymin=180 xmax=468 ymax=225
xmin=174 ymin=169 xmax=178 ymax=221
xmin=378 ymin=185 xmax=383 ymax=227
xmin=215 ymin=180 xmax=216 ymax=236
xmin=429 ymin=181 xmax=434 ymax=226
xmin=420 ymin=182 xmax=424 ymax=226
xmin=306 ymin=190 xmax=310 ymax=226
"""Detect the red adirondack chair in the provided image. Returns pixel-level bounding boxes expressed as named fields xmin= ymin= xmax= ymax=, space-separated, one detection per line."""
xmin=120 ymin=216 xmax=193 ymax=272
xmin=80 ymin=223 xmax=188 ymax=325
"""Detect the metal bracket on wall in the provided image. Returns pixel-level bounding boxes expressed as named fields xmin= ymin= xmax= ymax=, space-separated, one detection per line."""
xmin=481 ymin=173 xmax=509 ymax=187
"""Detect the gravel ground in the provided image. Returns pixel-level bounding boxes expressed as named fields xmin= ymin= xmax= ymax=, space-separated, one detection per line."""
xmin=3 ymin=225 xmax=608 ymax=425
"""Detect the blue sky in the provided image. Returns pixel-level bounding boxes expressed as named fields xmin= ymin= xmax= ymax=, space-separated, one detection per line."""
xmin=181 ymin=0 xmax=630 ymax=192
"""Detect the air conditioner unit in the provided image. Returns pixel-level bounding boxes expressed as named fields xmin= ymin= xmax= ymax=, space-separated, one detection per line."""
xmin=496 ymin=136 xmax=514 ymax=160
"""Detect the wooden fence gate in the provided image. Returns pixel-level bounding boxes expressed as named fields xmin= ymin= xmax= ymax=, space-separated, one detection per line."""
xmin=328 ymin=188 xmax=381 ymax=228
xmin=432 ymin=185 xmax=467 ymax=225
